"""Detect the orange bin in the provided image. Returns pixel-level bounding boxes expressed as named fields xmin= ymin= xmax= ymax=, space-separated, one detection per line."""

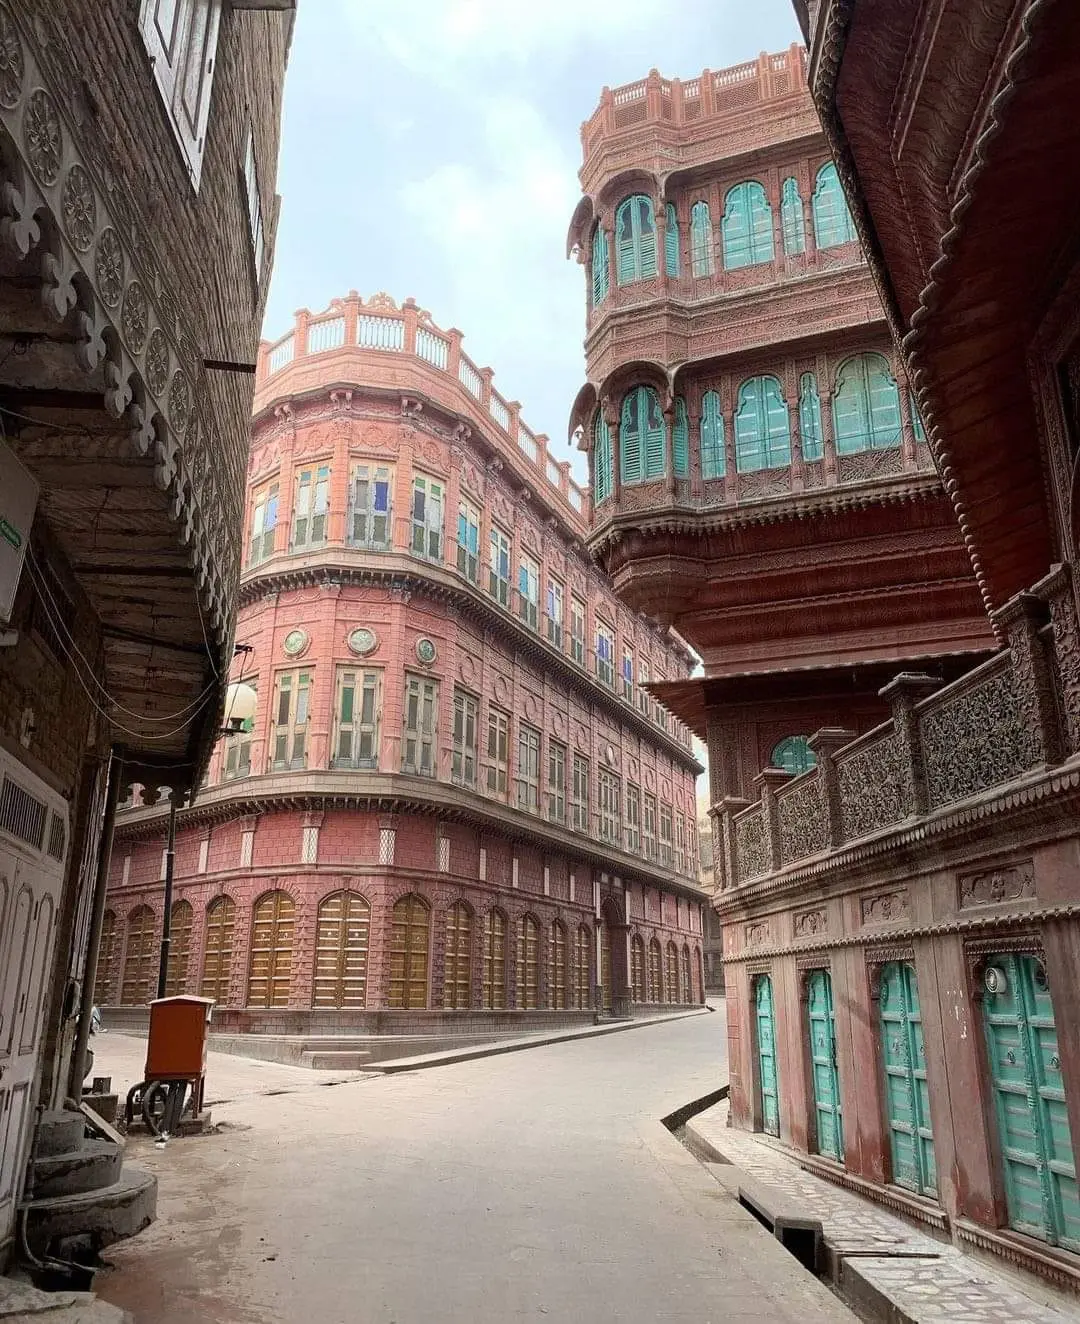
xmin=144 ymin=995 xmax=214 ymax=1115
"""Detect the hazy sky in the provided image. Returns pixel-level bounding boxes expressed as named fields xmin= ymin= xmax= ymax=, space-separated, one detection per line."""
xmin=263 ymin=0 xmax=802 ymax=485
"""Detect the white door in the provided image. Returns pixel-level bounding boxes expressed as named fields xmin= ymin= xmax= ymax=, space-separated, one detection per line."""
xmin=0 ymin=756 xmax=68 ymax=1255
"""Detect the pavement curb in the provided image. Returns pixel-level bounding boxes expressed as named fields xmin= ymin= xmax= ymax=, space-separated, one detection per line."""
xmin=360 ymin=1005 xmax=714 ymax=1073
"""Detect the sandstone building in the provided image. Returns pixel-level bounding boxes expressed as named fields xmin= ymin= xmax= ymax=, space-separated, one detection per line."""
xmin=104 ymin=293 xmax=706 ymax=1030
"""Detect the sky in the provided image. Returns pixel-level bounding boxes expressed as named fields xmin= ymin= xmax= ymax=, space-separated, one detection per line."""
xmin=263 ymin=0 xmax=802 ymax=487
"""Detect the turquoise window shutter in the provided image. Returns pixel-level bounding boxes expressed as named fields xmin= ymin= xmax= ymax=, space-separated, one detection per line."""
xmin=593 ymin=412 xmax=612 ymax=503
xmin=690 ymin=201 xmax=713 ymax=277
xmin=735 ymin=376 xmax=790 ymax=472
xmin=781 ymin=177 xmax=805 ymax=255
xmin=591 ymin=226 xmax=609 ymax=306
xmin=833 ymin=353 xmax=902 ymax=454
xmin=616 ymin=195 xmax=658 ymax=283
xmin=722 ymin=182 xmax=774 ymax=269
xmin=665 ymin=203 xmax=679 ymax=277
xmin=637 ymin=196 xmax=658 ymax=277
xmin=620 ymin=390 xmax=643 ymax=484
xmin=673 ymin=398 xmax=689 ymax=477
xmin=771 ymin=736 xmax=815 ymax=775
xmin=812 ymin=163 xmax=857 ymax=249
xmin=701 ymin=391 xmax=725 ymax=478
xmin=799 ymin=372 xmax=823 ymax=461
xmin=643 ymin=387 xmax=665 ymax=478
xmin=616 ymin=198 xmax=637 ymax=284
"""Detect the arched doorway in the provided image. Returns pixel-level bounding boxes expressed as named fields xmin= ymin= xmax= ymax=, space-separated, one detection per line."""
xmin=94 ymin=910 xmax=120 ymax=1006
xmin=443 ymin=901 xmax=473 ymax=1009
xmin=631 ymin=935 xmax=645 ymax=1003
xmin=482 ymin=909 xmax=507 ymax=1009
xmin=121 ymin=905 xmax=156 ymax=1005
xmin=516 ymin=915 xmax=540 ymax=1009
xmin=314 ymin=891 xmax=371 ymax=1008
xmin=201 ymin=896 xmax=235 ymax=1003
xmin=164 ymin=900 xmax=193 ymax=997
xmin=247 ymin=890 xmax=295 ymax=1008
xmin=549 ymin=921 xmax=567 ymax=1009
xmin=387 ymin=894 xmax=431 ymax=1009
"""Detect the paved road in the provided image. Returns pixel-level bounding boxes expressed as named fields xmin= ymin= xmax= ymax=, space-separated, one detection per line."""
xmin=95 ymin=1012 xmax=853 ymax=1324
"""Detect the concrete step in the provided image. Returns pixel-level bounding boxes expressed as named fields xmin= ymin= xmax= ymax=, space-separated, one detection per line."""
xmin=31 ymin=1140 xmax=123 ymax=1200
xmin=0 ymin=1277 xmax=132 ymax=1322
xmin=299 ymin=1050 xmax=372 ymax=1069
xmin=34 ymin=1110 xmax=86 ymax=1158
xmin=23 ymin=1167 xmax=157 ymax=1259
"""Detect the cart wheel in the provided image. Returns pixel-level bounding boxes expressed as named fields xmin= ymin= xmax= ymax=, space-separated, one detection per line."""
xmin=141 ymin=1081 xmax=170 ymax=1136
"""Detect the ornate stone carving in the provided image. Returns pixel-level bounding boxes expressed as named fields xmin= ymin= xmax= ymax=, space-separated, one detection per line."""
xmin=837 ymin=732 xmax=911 ymax=841
xmin=24 ymin=86 xmax=60 ymax=183
xmin=738 ymin=469 xmax=791 ymax=501
xmin=145 ymin=328 xmax=169 ymax=395
xmin=920 ymin=662 xmax=1040 ymax=809
xmin=958 ymin=861 xmax=1035 ymax=908
xmin=745 ymin=921 xmax=769 ymax=947
xmin=735 ymin=808 xmax=768 ymax=880
xmin=1045 ymin=572 xmax=1080 ymax=754
xmin=777 ymin=775 xmax=826 ymax=865
xmin=861 ymin=889 xmax=909 ymax=925
xmin=60 ymin=162 xmax=95 ymax=250
xmin=837 ymin=445 xmax=903 ymax=485
xmin=0 ymin=9 xmax=22 ymax=109
xmin=94 ymin=226 xmax=123 ymax=307
xmin=168 ymin=371 xmax=190 ymax=435
xmin=793 ymin=908 xmax=827 ymax=937
xmin=121 ymin=278 xmax=148 ymax=353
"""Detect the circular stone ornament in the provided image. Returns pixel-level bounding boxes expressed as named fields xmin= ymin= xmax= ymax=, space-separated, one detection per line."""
xmin=282 ymin=628 xmax=309 ymax=657
xmin=347 ymin=627 xmax=377 ymax=657
xmin=415 ymin=637 xmax=437 ymax=665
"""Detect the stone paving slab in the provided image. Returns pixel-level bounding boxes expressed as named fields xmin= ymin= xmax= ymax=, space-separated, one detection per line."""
xmin=686 ymin=1100 xmax=1080 ymax=1323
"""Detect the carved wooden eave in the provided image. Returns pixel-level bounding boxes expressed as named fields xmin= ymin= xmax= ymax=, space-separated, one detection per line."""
xmin=113 ymin=771 xmax=711 ymax=904
xmin=0 ymin=6 xmax=241 ymax=783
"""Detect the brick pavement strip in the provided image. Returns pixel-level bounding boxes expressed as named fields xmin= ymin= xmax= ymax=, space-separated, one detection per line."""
xmin=686 ymin=1101 xmax=1080 ymax=1324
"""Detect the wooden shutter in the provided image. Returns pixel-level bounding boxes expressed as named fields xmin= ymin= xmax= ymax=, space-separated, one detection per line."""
xmin=247 ymin=891 xmax=295 ymax=1008
xmin=690 ymin=201 xmax=713 ymax=277
xmin=201 ymin=896 xmax=235 ymax=1003
xmin=701 ymin=391 xmax=724 ymax=477
xmin=866 ymin=355 xmax=902 ymax=447
xmin=620 ymin=390 xmax=643 ymax=484
xmin=665 ymin=203 xmax=679 ymax=276
xmin=616 ymin=199 xmax=636 ymax=284
xmin=164 ymin=900 xmax=193 ymax=996
xmin=722 ymin=183 xmax=750 ymax=269
xmin=748 ymin=182 xmax=774 ymax=264
xmin=172 ymin=0 xmax=221 ymax=187
xmin=482 ymin=910 xmax=506 ymax=1009
xmin=444 ymin=902 xmax=473 ymax=1009
xmin=591 ymin=227 xmax=609 ymax=305
xmin=637 ymin=197 xmax=658 ymax=277
xmin=314 ymin=891 xmax=370 ymax=1008
xmin=388 ymin=895 xmax=430 ymax=1009
xmin=94 ymin=910 xmax=120 ymax=1006
xmin=799 ymin=373 xmax=823 ymax=460
xmin=673 ymin=398 xmax=689 ymax=477
xmin=643 ymin=388 xmax=665 ymax=479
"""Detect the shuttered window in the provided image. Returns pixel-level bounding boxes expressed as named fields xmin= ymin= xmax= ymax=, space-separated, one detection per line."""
xmin=138 ymin=0 xmax=222 ymax=190
xmin=482 ymin=910 xmax=507 ymax=1009
xmin=516 ymin=724 xmax=541 ymax=814
xmin=665 ymin=203 xmax=679 ymax=276
xmin=486 ymin=706 xmax=510 ymax=798
xmin=201 ymin=896 xmax=235 ymax=1003
xmin=292 ymin=465 xmax=330 ymax=548
xmin=722 ymin=181 xmax=774 ymax=269
xmin=666 ymin=942 xmax=680 ymax=1002
xmin=444 ymin=902 xmax=473 ymax=1009
xmin=457 ymin=499 xmax=481 ymax=582
xmin=387 ymin=895 xmax=430 ymax=1009
xmin=270 ymin=670 xmax=312 ymax=770
xmin=334 ymin=669 xmax=380 ymax=768
xmin=573 ymin=925 xmax=592 ymax=1009
xmin=631 ymin=936 xmax=645 ymax=1002
xmin=673 ymin=397 xmax=690 ymax=477
xmin=313 ymin=891 xmax=370 ymax=1008
xmin=771 ymin=736 xmax=816 ymax=775
xmin=550 ymin=922 xmax=568 ymax=1010
xmin=781 ymin=177 xmax=805 ymax=255
xmin=690 ymin=200 xmax=713 ymax=277
xmin=402 ymin=675 xmax=438 ymax=776
xmin=799 ymin=373 xmax=824 ymax=461
xmin=833 ymin=353 xmax=903 ymax=454
xmin=121 ymin=905 xmax=156 ymax=1006
xmin=572 ymin=754 xmax=590 ymax=831
xmin=411 ymin=475 xmax=444 ymax=562
xmin=593 ymin=412 xmax=613 ymax=505
xmin=812 ymin=162 xmax=857 ymax=249
xmin=615 ymin=195 xmax=658 ymax=284
xmin=488 ymin=524 xmax=512 ymax=606
xmin=648 ymin=939 xmax=662 ymax=1001
xmin=701 ymin=390 xmax=725 ymax=477
xmin=247 ymin=891 xmax=295 ymax=1008
xmin=164 ymin=900 xmax=193 ymax=997
xmin=682 ymin=946 xmax=693 ymax=1003
xmin=591 ymin=225 xmax=610 ymax=305
xmin=518 ymin=553 xmax=540 ymax=630
xmin=516 ymin=915 xmax=540 ymax=1009
xmin=734 ymin=376 xmax=791 ymax=472
xmin=248 ymin=482 xmax=278 ymax=565
xmin=620 ymin=385 xmax=665 ymax=484
xmin=452 ymin=689 xmax=479 ymax=788
xmin=349 ymin=463 xmax=392 ymax=548
xmin=94 ymin=910 xmax=120 ymax=1006
xmin=547 ymin=740 xmax=566 ymax=823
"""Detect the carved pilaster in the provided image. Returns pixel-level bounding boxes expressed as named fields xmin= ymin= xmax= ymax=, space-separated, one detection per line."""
xmin=879 ymin=672 xmax=941 ymax=816
xmin=992 ymin=592 xmax=1062 ymax=766
xmin=754 ymin=767 xmax=791 ymax=873
xmin=719 ymin=796 xmax=750 ymax=891
xmin=806 ymin=727 xmax=856 ymax=849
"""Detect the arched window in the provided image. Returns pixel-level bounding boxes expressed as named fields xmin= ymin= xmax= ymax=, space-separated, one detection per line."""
xmin=444 ymin=901 xmax=472 ymax=1010
xmin=388 ymin=894 xmax=431 ymax=1009
xmin=248 ymin=890 xmax=295 ymax=1008
xmin=591 ymin=225 xmax=609 ymax=306
xmin=573 ymin=924 xmax=592 ymax=1009
xmin=516 ymin=914 xmax=540 ymax=1010
xmin=673 ymin=397 xmax=690 ymax=478
xmin=615 ymin=194 xmax=658 ymax=284
xmin=631 ymin=935 xmax=645 ymax=1003
xmin=833 ymin=353 xmax=902 ymax=454
xmin=734 ymin=376 xmax=790 ymax=472
xmin=700 ymin=391 xmax=725 ymax=478
xmin=781 ymin=177 xmax=805 ymax=255
xmin=593 ymin=410 xmax=613 ymax=505
xmin=550 ymin=921 xmax=567 ymax=1010
xmin=682 ymin=945 xmax=693 ymax=1005
xmin=164 ymin=899 xmax=193 ymax=997
xmin=722 ymin=181 xmax=774 ymax=269
xmin=121 ymin=905 xmax=156 ymax=1006
xmin=799 ymin=372 xmax=824 ymax=461
xmin=201 ymin=896 xmax=235 ymax=1004
xmin=647 ymin=938 xmax=662 ymax=1002
xmin=482 ymin=909 xmax=507 ymax=1009
xmin=812 ymin=163 xmax=856 ymax=249
xmin=665 ymin=202 xmax=679 ymax=277
xmin=690 ymin=200 xmax=713 ymax=277
xmin=620 ymin=385 xmax=665 ymax=484
xmin=95 ymin=910 xmax=120 ymax=1006
xmin=771 ymin=736 xmax=816 ymax=776
xmin=665 ymin=941 xmax=680 ymax=1003
xmin=314 ymin=890 xmax=371 ymax=1008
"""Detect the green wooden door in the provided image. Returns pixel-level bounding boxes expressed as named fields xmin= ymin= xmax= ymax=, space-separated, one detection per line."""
xmin=880 ymin=962 xmax=937 ymax=1195
xmin=807 ymin=969 xmax=844 ymax=1160
xmin=983 ymin=954 xmax=1080 ymax=1249
xmin=754 ymin=975 xmax=780 ymax=1137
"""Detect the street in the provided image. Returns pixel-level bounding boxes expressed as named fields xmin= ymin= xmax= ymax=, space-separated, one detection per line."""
xmin=93 ymin=1014 xmax=853 ymax=1323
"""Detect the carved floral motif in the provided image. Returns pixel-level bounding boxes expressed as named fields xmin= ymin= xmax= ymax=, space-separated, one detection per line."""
xmin=958 ymin=861 xmax=1035 ymax=908
xmin=60 ymin=162 xmax=95 ymax=250
xmin=168 ymin=371 xmax=190 ymax=436
xmin=778 ymin=776 xmax=826 ymax=865
xmin=94 ymin=226 xmax=123 ymax=307
xmin=0 ymin=7 xmax=22 ymax=108
xmin=145 ymin=328 xmax=169 ymax=395
xmin=837 ymin=732 xmax=912 ymax=841
xmin=793 ymin=909 xmax=827 ymax=937
xmin=121 ymin=279 xmax=148 ymax=352
xmin=837 ymin=444 xmax=902 ymax=485
xmin=861 ymin=889 xmax=909 ymax=925
xmin=23 ymin=86 xmax=60 ymax=183
xmin=735 ymin=808 xmax=768 ymax=880
xmin=1048 ymin=583 xmax=1080 ymax=755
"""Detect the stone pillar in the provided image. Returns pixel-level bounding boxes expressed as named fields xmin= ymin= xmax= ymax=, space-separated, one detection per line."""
xmin=895 ymin=360 xmax=919 ymax=469
xmin=993 ymin=591 xmax=1063 ymax=766
xmin=605 ymin=399 xmax=621 ymax=505
xmin=806 ymin=727 xmax=856 ymax=849
xmin=819 ymin=389 xmax=838 ymax=484
xmin=754 ymin=767 xmax=791 ymax=874
xmin=878 ymin=672 xmax=941 ymax=816
xmin=662 ymin=401 xmax=676 ymax=495
xmin=656 ymin=200 xmax=669 ymax=294
xmin=719 ymin=795 xmax=750 ymax=889
xmin=1037 ymin=563 xmax=1080 ymax=755
xmin=688 ymin=396 xmax=703 ymax=499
